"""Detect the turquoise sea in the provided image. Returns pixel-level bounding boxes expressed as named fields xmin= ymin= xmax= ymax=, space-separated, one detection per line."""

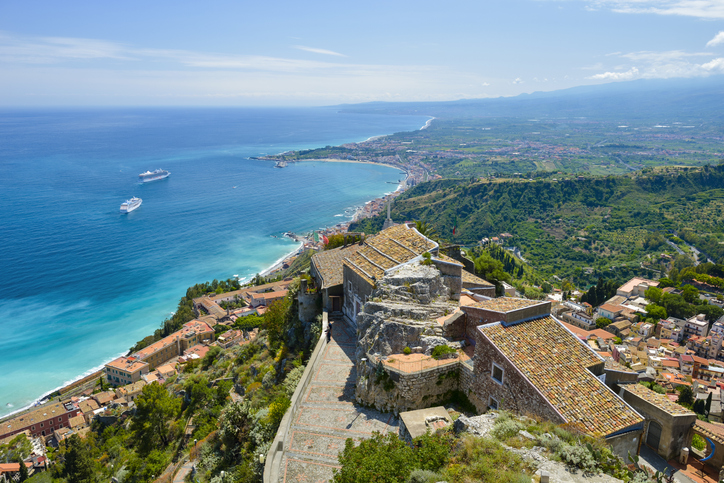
xmin=0 ymin=107 xmax=427 ymax=418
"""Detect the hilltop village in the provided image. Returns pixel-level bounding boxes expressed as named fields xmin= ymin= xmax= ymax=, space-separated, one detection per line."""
xmin=5 ymin=219 xmax=724 ymax=482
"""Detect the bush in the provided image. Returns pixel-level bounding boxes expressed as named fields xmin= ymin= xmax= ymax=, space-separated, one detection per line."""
xmin=403 ymin=346 xmax=412 ymax=355
xmin=406 ymin=469 xmax=441 ymax=483
xmin=431 ymin=345 xmax=457 ymax=360
xmin=692 ymin=434 xmax=706 ymax=451
xmin=491 ymin=419 xmax=524 ymax=440
xmin=558 ymin=443 xmax=596 ymax=472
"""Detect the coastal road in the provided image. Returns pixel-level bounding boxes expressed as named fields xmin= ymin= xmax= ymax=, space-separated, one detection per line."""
xmin=278 ymin=318 xmax=398 ymax=483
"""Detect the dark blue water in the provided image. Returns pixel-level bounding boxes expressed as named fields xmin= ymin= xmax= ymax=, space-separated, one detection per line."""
xmin=0 ymin=107 xmax=427 ymax=417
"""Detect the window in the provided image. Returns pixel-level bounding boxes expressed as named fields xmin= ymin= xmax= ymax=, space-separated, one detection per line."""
xmin=40 ymin=423 xmax=43 ymax=428
xmin=58 ymin=417 xmax=62 ymax=422
xmin=31 ymin=426 xmax=35 ymax=431
xmin=489 ymin=397 xmax=499 ymax=410
xmin=491 ymin=362 xmax=504 ymax=385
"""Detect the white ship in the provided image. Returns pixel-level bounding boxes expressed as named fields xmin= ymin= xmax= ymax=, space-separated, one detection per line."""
xmin=139 ymin=169 xmax=170 ymax=182
xmin=120 ymin=197 xmax=142 ymax=213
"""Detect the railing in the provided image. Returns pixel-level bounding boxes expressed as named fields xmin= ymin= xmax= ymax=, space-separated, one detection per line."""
xmin=263 ymin=311 xmax=329 ymax=483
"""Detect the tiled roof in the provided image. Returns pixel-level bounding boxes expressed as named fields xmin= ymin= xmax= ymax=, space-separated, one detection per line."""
xmin=480 ymin=316 xmax=643 ymax=438
xmin=600 ymin=303 xmax=624 ymax=313
xmin=312 ymin=245 xmax=362 ymax=289
xmin=105 ymin=356 xmax=148 ymax=373
xmin=604 ymin=357 xmax=636 ymax=374
xmin=343 ymin=224 xmax=437 ymax=285
xmin=461 ymin=269 xmax=494 ymax=287
xmin=695 ymin=420 xmax=724 ymax=444
xmin=466 ymin=297 xmax=544 ymax=312
xmin=623 ymin=384 xmax=694 ymax=416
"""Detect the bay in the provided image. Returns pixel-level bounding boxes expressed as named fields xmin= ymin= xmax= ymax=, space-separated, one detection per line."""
xmin=0 ymin=107 xmax=427 ymax=418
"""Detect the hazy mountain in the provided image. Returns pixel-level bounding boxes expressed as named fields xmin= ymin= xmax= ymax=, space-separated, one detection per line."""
xmin=338 ymin=75 xmax=724 ymax=121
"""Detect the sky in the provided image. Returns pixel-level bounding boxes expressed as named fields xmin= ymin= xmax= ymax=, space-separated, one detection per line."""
xmin=0 ymin=0 xmax=723 ymax=106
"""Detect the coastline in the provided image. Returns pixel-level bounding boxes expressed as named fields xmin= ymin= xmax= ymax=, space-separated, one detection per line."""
xmin=1 ymin=117 xmax=426 ymax=423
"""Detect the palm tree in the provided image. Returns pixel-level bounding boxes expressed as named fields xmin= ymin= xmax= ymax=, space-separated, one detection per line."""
xmin=415 ymin=220 xmax=438 ymax=241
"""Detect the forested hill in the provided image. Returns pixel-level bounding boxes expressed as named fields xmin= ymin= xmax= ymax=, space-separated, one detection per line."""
xmin=351 ymin=165 xmax=724 ymax=285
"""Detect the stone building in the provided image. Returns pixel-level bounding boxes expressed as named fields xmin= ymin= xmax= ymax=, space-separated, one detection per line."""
xmin=343 ymin=224 xmax=439 ymax=325
xmin=0 ymin=401 xmax=80 ymax=440
xmin=620 ymin=383 xmax=696 ymax=460
xmin=310 ymin=244 xmax=362 ymax=313
xmin=469 ymin=303 xmax=645 ymax=459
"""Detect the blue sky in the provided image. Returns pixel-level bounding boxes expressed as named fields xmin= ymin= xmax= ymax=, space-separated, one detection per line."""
xmin=1 ymin=0 xmax=723 ymax=106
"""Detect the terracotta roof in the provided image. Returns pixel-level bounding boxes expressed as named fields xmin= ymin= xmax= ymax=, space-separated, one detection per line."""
xmin=460 ymin=269 xmax=494 ymax=287
xmin=604 ymin=357 xmax=636 ymax=374
xmin=479 ymin=316 xmax=643 ymax=438
xmin=599 ymin=303 xmax=624 ymax=313
xmin=68 ymin=415 xmax=85 ymax=428
xmin=311 ymin=245 xmax=362 ymax=289
xmin=0 ymin=401 xmax=77 ymax=439
xmin=78 ymin=399 xmax=99 ymax=414
xmin=623 ymin=384 xmax=694 ymax=416
xmin=465 ymin=297 xmax=545 ymax=312
xmin=695 ymin=420 xmax=724 ymax=444
xmin=343 ymin=224 xmax=437 ymax=285
xmin=93 ymin=391 xmax=116 ymax=405
xmin=105 ymin=356 xmax=148 ymax=373
xmin=662 ymin=360 xmax=680 ymax=368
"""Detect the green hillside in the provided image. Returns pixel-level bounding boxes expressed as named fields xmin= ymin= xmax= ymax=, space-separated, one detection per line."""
xmin=352 ymin=165 xmax=724 ymax=287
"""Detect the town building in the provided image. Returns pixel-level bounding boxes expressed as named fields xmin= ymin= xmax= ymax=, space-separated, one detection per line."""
xmin=310 ymin=243 xmax=362 ymax=313
xmin=468 ymin=300 xmax=645 ymax=458
xmin=104 ymin=356 xmax=149 ymax=386
xmin=0 ymin=401 xmax=80 ymax=440
xmin=685 ymin=314 xmax=710 ymax=338
xmin=342 ymin=224 xmax=439 ymax=324
xmin=616 ymin=277 xmax=659 ymax=298
xmin=620 ymin=383 xmax=696 ymax=460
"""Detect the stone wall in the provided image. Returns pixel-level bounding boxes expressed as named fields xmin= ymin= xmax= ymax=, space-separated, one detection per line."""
xmin=343 ymin=264 xmax=374 ymax=325
xmin=431 ymin=259 xmax=462 ymax=301
xmin=607 ymin=429 xmax=644 ymax=461
xmin=471 ymin=330 xmax=564 ymax=423
xmin=460 ymin=362 xmax=487 ymax=413
xmin=355 ymin=356 xmax=462 ymax=413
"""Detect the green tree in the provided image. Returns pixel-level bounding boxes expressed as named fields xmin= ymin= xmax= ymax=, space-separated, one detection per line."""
xmin=706 ymin=392 xmax=713 ymax=415
xmin=474 ymin=252 xmax=511 ymax=295
xmin=334 ymin=432 xmax=414 ymax=483
xmin=644 ymin=286 xmax=663 ymax=304
xmin=264 ymin=296 xmax=293 ymax=348
xmin=646 ymin=303 xmax=667 ymax=321
xmin=16 ymin=456 xmax=28 ymax=482
xmin=131 ymin=383 xmax=181 ymax=453
xmin=415 ymin=221 xmax=438 ymax=241
xmin=201 ymin=345 xmax=222 ymax=369
xmin=682 ymin=284 xmax=700 ymax=304
xmin=596 ymin=317 xmax=612 ymax=329
xmin=677 ymin=386 xmax=695 ymax=406
xmin=62 ymin=435 xmax=94 ymax=483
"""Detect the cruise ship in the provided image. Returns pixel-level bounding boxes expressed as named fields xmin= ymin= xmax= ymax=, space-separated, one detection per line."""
xmin=120 ymin=197 xmax=142 ymax=213
xmin=139 ymin=169 xmax=170 ymax=182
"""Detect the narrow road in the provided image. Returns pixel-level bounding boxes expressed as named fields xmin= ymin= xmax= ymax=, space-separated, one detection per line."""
xmin=173 ymin=460 xmax=196 ymax=483
xmin=279 ymin=318 xmax=398 ymax=483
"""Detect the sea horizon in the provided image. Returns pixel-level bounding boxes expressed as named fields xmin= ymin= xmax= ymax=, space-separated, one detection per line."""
xmin=0 ymin=107 xmax=428 ymax=419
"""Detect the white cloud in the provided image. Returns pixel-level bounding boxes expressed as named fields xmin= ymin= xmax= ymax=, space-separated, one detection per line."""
xmin=707 ymin=31 xmax=724 ymax=47
xmin=588 ymin=66 xmax=640 ymax=79
xmin=702 ymin=57 xmax=724 ymax=70
xmin=559 ymin=1 xmax=724 ymax=19
xmin=293 ymin=45 xmax=346 ymax=57
xmin=587 ymin=49 xmax=724 ymax=80
xmin=513 ymin=77 xmax=524 ymax=84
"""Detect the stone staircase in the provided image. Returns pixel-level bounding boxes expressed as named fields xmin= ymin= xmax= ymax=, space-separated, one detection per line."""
xmin=278 ymin=317 xmax=398 ymax=483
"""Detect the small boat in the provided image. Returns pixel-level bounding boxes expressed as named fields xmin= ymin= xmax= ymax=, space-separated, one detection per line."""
xmin=274 ymin=161 xmax=287 ymax=168
xmin=120 ymin=197 xmax=142 ymax=213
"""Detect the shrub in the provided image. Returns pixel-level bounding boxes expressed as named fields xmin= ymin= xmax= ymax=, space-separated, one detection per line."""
xmin=406 ymin=469 xmax=441 ymax=483
xmin=403 ymin=346 xmax=412 ymax=355
xmin=283 ymin=365 xmax=305 ymax=397
xmin=491 ymin=419 xmax=524 ymax=440
xmin=431 ymin=345 xmax=457 ymax=360
xmin=692 ymin=434 xmax=706 ymax=451
xmin=441 ymin=436 xmax=529 ymax=483
xmin=558 ymin=443 xmax=596 ymax=472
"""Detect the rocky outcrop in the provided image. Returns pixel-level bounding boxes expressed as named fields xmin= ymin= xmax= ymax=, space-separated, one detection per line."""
xmin=353 ymin=263 xmax=462 ymax=412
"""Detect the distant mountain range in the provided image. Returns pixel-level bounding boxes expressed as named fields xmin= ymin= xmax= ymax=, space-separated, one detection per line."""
xmin=338 ymin=75 xmax=724 ymax=121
